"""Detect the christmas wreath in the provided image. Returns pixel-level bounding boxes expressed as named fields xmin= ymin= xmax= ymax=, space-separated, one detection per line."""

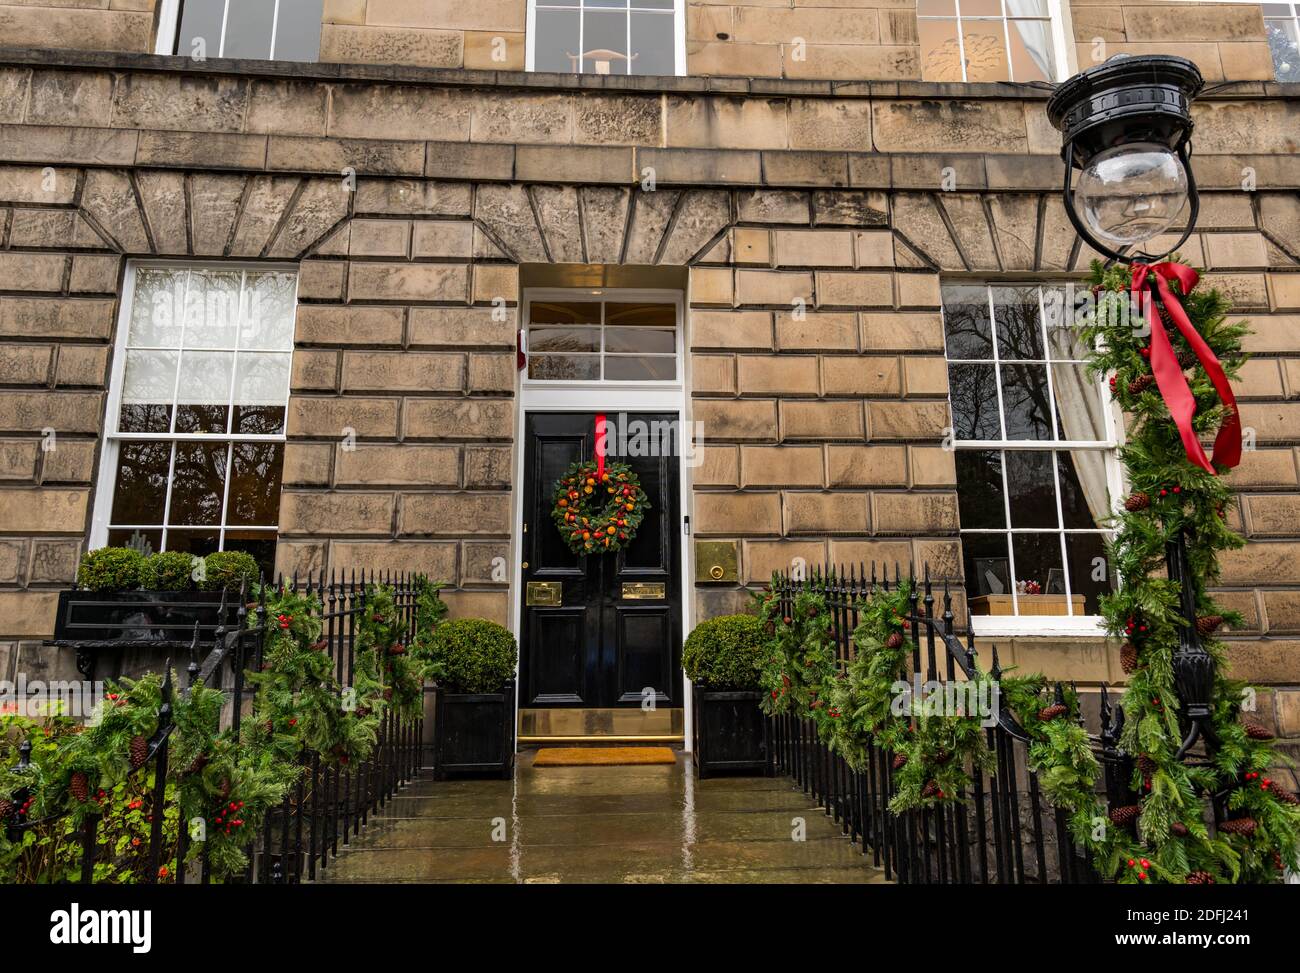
xmin=551 ymin=460 xmax=649 ymax=555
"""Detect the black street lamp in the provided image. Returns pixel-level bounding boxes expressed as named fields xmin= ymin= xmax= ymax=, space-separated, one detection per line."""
xmin=1048 ymin=54 xmax=1216 ymax=760
xmin=1047 ymin=54 xmax=1204 ymax=263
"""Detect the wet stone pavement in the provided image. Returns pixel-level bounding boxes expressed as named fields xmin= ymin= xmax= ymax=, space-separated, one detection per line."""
xmin=317 ymin=752 xmax=890 ymax=884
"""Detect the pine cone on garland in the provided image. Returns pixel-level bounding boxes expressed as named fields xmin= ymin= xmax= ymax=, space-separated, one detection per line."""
xmin=129 ymin=734 xmax=148 ymax=770
xmin=217 ymin=777 xmax=231 ymax=800
xmin=1109 ymin=804 xmax=1141 ymax=826
xmin=1274 ymin=851 xmax=1286 ymax=872
xmin=264 ymin=718 xmax=275 ymax=737
xmin=0 ymin=798 xmax=13 ymax=819
xmin=1124 ymin=491 xmax=1150 ymax=512
xmin=1220 ymin=817 xmax=1257 ymax=837
xmin=1272 ymin=787 xmax=1298 ymax=806
xmin=309 ymin=638 xmax=329 ymax=652
xmin=1120 ymin=642 xmax=1139 ymax=674
xmin=1128 ymin=374 xmax=1156 ymax=395
xmin=892 ymin=752 xmax=908 ymax=771
xmin=886 ymin=631 xmax=904 ymax=650
xmin=1196 ymin=615 xmax=1224 ymax=636
xmin=1186 ymin=870 xmax=1215 ymax=885
xmin=69 ymin=771 xmax=89 ymax=803
xmin=1038 ymin=703 xmax=1068 ymax=722
xmin=1242 ymin=718 xmax=1275 ymax=741
xmin=1170 ymin=822 xmax=1189 ymax=837
xmin=1177 ymin=350 xmax=1198 ymax=370
xmin=1138 ymin=754 xmax=1157 ymax=776
xmin=186 ymin=752 xmax=209 ymax=775
xmin=921 ymin=781 xmax=943 ymax=800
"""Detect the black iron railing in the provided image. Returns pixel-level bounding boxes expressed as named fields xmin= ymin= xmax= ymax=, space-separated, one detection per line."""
xmin=5 ymin=571 xmax=428 ymax=885
xmin=767 ymin=563 xmax=1135 ymax=885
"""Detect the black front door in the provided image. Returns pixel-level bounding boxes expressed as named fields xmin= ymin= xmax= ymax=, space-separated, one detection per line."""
xmin=520 ymin=412 xmax=682 ymax=709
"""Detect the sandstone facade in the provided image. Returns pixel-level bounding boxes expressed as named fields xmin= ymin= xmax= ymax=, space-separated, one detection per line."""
xmin=0 ymin=4 xmax=1296 ymax=738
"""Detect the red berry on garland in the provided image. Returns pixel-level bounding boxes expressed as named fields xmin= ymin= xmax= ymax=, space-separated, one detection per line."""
xmin=783 ymin=616 xmax=793 ymax=626
xmin=1139 ymin=346 xmax=1151 ymax=359
xmin=129 ymin=734 xmax=148 ymax=769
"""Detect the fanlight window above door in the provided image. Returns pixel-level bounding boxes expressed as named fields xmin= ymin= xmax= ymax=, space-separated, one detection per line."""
xmin=525 ymin=298 xmax=679 ymax=383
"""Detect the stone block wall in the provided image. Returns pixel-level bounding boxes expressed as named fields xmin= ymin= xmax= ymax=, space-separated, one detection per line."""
xmin=0 ymin=1 xmax=1281 ymax=81
xmin=0 ymin=53 xmax=1296 ymax=739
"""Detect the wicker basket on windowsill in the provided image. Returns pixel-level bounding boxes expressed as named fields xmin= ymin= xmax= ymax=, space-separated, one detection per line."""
xmin=969 ymin=594 xmax=1087 ymax=617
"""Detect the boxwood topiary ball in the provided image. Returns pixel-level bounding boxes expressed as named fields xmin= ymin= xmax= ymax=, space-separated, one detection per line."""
xmin=139 ymin=550 xmax=198 ymax=590
xmin=682 ymin=613 xmax=766 ymax=691
xmin=76 ymin=547 xmax=145 ymax=592
xmin=200 ymin=550 xmax=261 ymax=592
xmin=430 ymin=618 xmax=518 ymax=695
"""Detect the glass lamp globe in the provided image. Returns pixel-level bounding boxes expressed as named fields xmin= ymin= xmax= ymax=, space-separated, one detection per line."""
xmin=1074 ymin=141 xmax=1188 ymax=247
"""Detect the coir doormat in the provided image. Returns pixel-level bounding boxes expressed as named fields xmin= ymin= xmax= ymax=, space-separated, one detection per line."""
xmin=532 ymin=747 xmax=677 ymax=767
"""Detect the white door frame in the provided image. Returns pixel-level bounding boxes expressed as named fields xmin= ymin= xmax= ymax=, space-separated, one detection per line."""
xmin=511 ymin=287 xmax=695 ymax=748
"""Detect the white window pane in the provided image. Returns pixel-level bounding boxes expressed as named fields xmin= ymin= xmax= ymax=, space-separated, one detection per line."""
xmin=1005 ymin=0 xmax=1049 ymax=16
xmin=121 ymin=349 xmax=179 ymax=403
xmin=1006 ymin=18 xmax=1054 ymax=82
xmin=630 ymin=11 xmax=676 ymax=76
xmin=177 ymin=350 xmax=234 ymax=403
xmin=529 ymin=355 xmax=600 ymax=380
xmin=529 ymin=327 xmax=600 ymax=353
xmin=604 ymin=356 xmax=676 ymax=381
xmin=176 ymin=0 xmax=224 ymax=57
xmin=183 ymin=271 xmax=241 ymax=348
xmin=1052 ymin=364 xmax=1107 ymax=442
xmin=535 ymin=8 xmax=580 ymax=72
xmin=223 ymin=0 xmax=275 ymax=59
xmin=128 ymin=269 xmax=187 ymax=347
xmin=273 ymin=0 xmax=324 ymax=62
xmin=233 ymin=352 xmax=291 ymax=405
xmin=241 ymin=272 xmax=297 ymax=350
xmin=961 ymin=21 xmax=1011 ymax=82
xmin=582 ymin=11 xmax=630 ymax=74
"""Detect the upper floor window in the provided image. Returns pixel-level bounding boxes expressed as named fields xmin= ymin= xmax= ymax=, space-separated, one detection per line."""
xmin=527 ymin=0 xmax=684 ymax=76
xmin=1265 ymin=3 xmax=1300 ymax=80
xmin=919 ymin=0 xmax=1062 ymax=82
xmin=942 ymin=283 xmax=1121 ymax=632
xmin=158 ymin=0 xmax=323 ymax=62
xmin=92 ymin=265 xmax=298 ymax=578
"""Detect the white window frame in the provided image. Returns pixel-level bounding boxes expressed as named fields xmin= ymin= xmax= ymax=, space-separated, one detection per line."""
xmin=520 ymin=287 xmax=686 ymax=410
xmin=154 ymin=0 xmax=320 ymax=60
xmin=90 ymin=260 xmax=298 ymax=559
xmin=1260 ymin=2 xmax=1300 ymax=80
xmin=918 ymin=0 xmax=1075 ymax=83
xmin=525 ymin=0 xmax=687 ymax=77
xmin=941 ymin=282 xmax=1126 ymax=638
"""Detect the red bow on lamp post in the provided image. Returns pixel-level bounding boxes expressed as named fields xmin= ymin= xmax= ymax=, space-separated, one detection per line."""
xmin=1130 ymin=261 xmax=1242 ymax=475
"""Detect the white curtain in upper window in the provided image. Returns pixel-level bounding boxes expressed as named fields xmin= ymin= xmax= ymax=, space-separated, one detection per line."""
xmin=1005 ymin=0 xmax=1054 ymax=79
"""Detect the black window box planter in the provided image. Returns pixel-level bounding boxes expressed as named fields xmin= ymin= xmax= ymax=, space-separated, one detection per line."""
xmin=432 ymin=681 xmax=515 ymax=780
xmin=48 ymin=589 xmax=234 ymax=677
xmin=692 ymin=685 xmax=773 ymax=779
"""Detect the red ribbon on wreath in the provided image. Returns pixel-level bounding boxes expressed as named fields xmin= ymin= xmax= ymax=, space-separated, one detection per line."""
xmin=595 ymin=413 xmax=607 ymax=480
xmin=1130 ymin=261 xmax=1242 ymax=475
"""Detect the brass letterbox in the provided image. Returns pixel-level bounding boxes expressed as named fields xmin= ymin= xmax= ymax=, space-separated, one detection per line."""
xmin=622 ymin=582 xmax=666 ymax=600
xmin=694 ymin=540 xmax=738 ymax=583
xmin=525 ymin=581 xmax=563 ymax=606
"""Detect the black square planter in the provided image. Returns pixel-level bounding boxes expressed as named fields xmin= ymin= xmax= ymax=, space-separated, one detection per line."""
xmin=692 ymin=686 xmax=772 ymax=779
xmin=432 ymin=681 xmax=515 ymax=780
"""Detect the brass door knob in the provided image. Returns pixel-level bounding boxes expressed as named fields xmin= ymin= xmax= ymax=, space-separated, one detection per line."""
xmin=709 ymin=565 xmax=724 ymax=580
xmin=521 ymin=561 xmax=529 ymax=569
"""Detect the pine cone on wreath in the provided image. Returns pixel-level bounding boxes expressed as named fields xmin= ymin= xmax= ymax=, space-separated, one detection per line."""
xmin=1138 ymin=754 xmax=1157 ymax=777
xmin=1242 ymin=718 xmax=1275 ymax=741
xmin=129 ymin=734 xmax=148 ymax=770
xmin=892 ymin=752 xmax=908 ymax=771
xmin=1220 ymin=817 xmax=1257 ymax=837
xmin=1128 ymin=374 xmax=1156 ymax=395
xmin=1171 ymin=822 xmax=1189 ymax=837
xmin=1038 ymin=703 xmax=1068 ymax=722
xmin=1120 ymin=642 xmax=1139 ymax=674
xmin=70 ymin=771 xmax=89 ymax=803
xmin=1272 ymin=787 xmax=1299 ymax=806
xmin=1196 ymin=615 xmax=1224 ymax=636
xmin=1109 ymin=804 xmax=1141 ymax=826
xmin=1124 ymin=491 xmax=1150 ymax=512
xmin=1186 ymin=870 xmax=1215 ymax=885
